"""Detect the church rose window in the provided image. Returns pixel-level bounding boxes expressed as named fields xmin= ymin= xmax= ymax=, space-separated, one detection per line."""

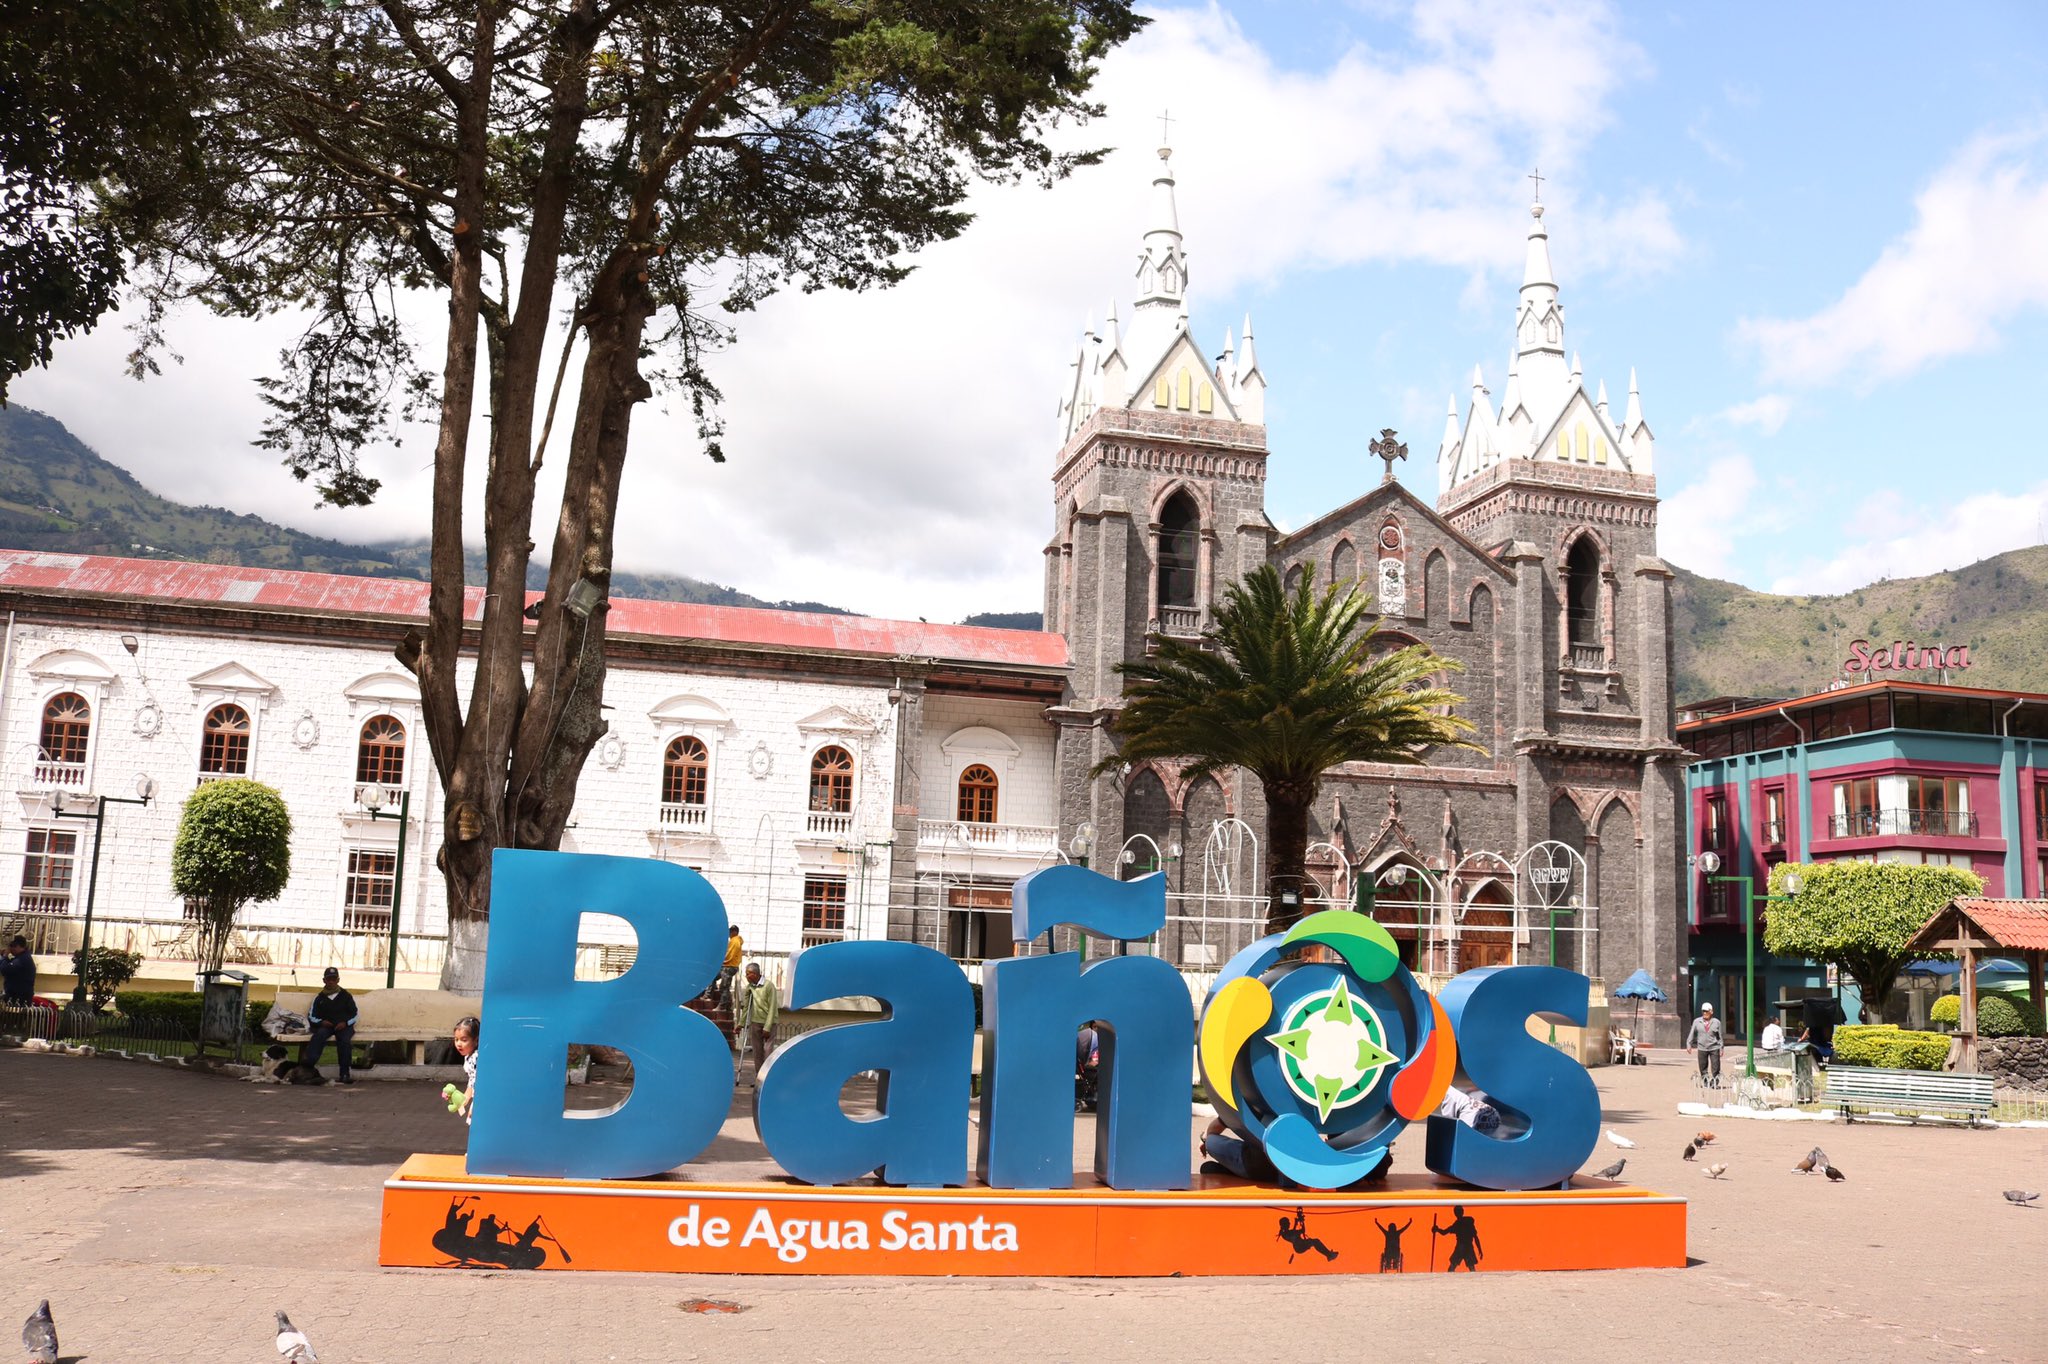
xmin=664 ymin=736 xmax=709 ymax=807
xmin=355 ymin=715 xmax=407 ymax=786
xmin=957 ymin=765 xmax=999 ymax=824
xmin=809 ymin=746 xmax=854 ymax=814
xmin=38 ymin=693 xmax=91 ymax=765
xmin=1157 ymin=491 xmax=1200 ymax=608
xmin=201 ymin=704 xmax=252 ymax=775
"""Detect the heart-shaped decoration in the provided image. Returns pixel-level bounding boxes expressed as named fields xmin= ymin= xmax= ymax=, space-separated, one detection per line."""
xmin=1525 ymin=841 xmax=1577 ymax=908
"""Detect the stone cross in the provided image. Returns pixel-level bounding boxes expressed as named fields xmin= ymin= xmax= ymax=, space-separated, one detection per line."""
xmin=1529 ymin=166 xmax=1544 ymax=202
xmin=1158 ymin=109 xmax=1174 ymax=146
xmin=1371 ymin=428 xmax=1408 ymax=484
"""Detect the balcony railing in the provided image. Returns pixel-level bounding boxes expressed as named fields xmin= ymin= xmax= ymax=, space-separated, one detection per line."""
xmin=352 ymin=782 xmax=407 ymax=811
xmin=1567 ymin=642 xmax=1605 ymax=671
xmin=1159 ymin=606 xmax=1202 ymax=638
xmin=1699 ymin=825 xmax=1729 ymax=851
xmin=195 ymin=770 xmax=245 ymax=786
xmin=658 ymin=801 xmax=710 ymax=830
xmin=31 ymin=761 xmax=87 ymax=789
xmin=1828 ymin=808 xmax=1979 ymax=838
xmin=15 ymin=891 xmax=70 ymax=916
xmin=803 ymin=810 xmax=855 ymax=839
xmin=1761 ymin=819 xmax=1787 ymax=846
xmin=800 ymin=929 xmax=846 ymax=951
xmin=917 ymin=819 xmax=1060 ymax=858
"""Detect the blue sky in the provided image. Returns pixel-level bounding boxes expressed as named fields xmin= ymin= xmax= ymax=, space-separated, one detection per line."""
xmin=16 ymin=1 xmax=2048 ymax=618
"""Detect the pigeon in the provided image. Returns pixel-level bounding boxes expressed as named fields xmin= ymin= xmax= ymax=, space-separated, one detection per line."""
xmin=1704 ymin=1163 xmax=1728 ymax=1179
xmin=1682 ymin=1141 xmax=1698 ymax=1162
xmin=1823 ymin=1164 xmax=1846 ymax=1183
xmin=2002 ymin=1190 xmax=2040 ymax=1207
xmin=1792 ymin=1151 xmax=1818 ymax=1175
xmin=1809 ymin=1145 xmax=1831 ymax=1169
xmin=1694 ymin=1131 xmax=1717 ymax=1146
xmin=23 ymin=1300 xmax=56 ymax=1364
xmin=1604 ymin=1129 xmax=1636 ymax=1149
xmin=276 ymin=1309 xmax=318 ymax=1363
xmin=1592 ymin=1158 xmax=1626 ymax=1180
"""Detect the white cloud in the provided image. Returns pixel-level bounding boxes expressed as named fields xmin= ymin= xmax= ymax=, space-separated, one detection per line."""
xmin=11 ymin=0 xmax=1676 ymax=623
xmin=1767 ymin=481 xmax=2048 ymax=595
xmin=1719 ymin=393 xmax=1791 ymax=434
xmin=1658 ymin=454 xmax=1764 ymax=579
xmin=1740 ymin=125 xmax=2048 ymax=386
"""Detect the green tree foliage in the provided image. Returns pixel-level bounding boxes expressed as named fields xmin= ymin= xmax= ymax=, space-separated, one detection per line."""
xmin=1765 ymin=861 xmax=1982 ymax=1023
xmin=0 ymin=0 xmax=226 ymax=399
xmin=170 ymin=779 xmax=292 ymax=974
xmin=1107 ymin=566 xmax=1476 ymax=932
xmin=1929 ymin=991 xmax=2045 ymax=1038
xmin=68 ymin=945 xmax=143 ymax=1010
xmin=111 ymin=0 xmax=1142 ymax=987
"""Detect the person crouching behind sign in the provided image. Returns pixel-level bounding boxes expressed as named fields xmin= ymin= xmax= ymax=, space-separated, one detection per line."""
xmin=452 ymin=1016 xmax=479 ymax=1123
xmin=738 ymin=963 xmax=778 ymax=1081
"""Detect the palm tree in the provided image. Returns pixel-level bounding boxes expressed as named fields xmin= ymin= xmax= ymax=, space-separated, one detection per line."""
xmin=1106 ymin=565 xmax=1476 ymax=933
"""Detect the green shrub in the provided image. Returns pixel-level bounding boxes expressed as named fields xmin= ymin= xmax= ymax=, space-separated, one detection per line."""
xmin=1929 ymin=992 xmax=2044 ymax=1037
xmin=247 ymin=999 xmax=273 ymax=1034
xmin=70 ymin=946 xmax=142 ymax=1009
xmin=113 ymin=990 xmax=204 ymax=1032
xmin=1834 ymin=1024 xmax=1950 ymax=1070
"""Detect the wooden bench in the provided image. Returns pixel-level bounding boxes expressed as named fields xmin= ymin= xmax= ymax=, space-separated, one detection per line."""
xmin=270 ymin=988 xmax=477 ymax=1065
xmin=1827 ymin=1065 xmax=1996 ymax=1126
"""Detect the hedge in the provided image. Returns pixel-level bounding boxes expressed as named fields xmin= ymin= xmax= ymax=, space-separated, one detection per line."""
xmin=112 ymin=991 xmax=274 ymax=1037
xmin=1833 ymin=1024 xmax=1951 ymax=1071
xmin=1929 ymin=992 xmax=2045 ymax=1038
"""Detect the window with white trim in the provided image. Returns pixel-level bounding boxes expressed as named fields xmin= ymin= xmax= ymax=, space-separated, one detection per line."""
xmin=18 ymin=827 xmax=78 ymax=914
xmin=343 ymin=848 xmax=398 ymax=931
xmin=802 ymin=876 xmax=848 ymax=948
xmin=200 ymin=703 xmax=252 ymax=778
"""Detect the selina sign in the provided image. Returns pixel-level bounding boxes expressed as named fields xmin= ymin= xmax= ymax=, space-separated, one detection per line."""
xmin=471 ymin=850 xmax=1602 ymax=1194
xmin=1844 ymin=638 xmax=1971 ymax=674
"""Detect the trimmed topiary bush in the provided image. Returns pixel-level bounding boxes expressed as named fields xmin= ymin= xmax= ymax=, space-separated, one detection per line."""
xmin=1929 ymin=992 xmax=2044 ymax=1037
xmin=1834 ymin=1023 xmax=1950 ymax=1070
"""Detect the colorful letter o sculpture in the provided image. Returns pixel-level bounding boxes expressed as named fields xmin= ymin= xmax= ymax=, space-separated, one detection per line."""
xmin=1198 ymin=909 xmax=1457 ymax=1189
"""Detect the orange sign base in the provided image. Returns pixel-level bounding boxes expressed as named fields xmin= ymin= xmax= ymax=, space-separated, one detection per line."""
xmin=380 ymin=1154 xmax=1686 ymax=1276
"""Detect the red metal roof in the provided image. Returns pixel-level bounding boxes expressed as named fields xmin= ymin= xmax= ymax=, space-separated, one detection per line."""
xmin=1949 ymin=899 xmax=2048 ymax=953
xmin=1678 ymin=678 xmax=2048 ymax=732
xmin=0 ymin=549 xmax=1068 ymax=672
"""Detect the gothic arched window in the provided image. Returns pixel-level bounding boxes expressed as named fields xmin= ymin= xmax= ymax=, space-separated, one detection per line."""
xmin=1565 ymin=537 xmax=1601 ymax=650
xmin=355 ymin=715 xmax=406 ymax=786
xmin=1157 ymin=490 xmax=1200 ymax=609
xmin=663 ymin=736 xmax=709 ymax=807
xmin=809 ymin=745 xmax=855 ymax=814
xmin=957 ymin=765 xmax=999 ymax=824
xmin=201 ymin=704 xmax=252 ymax=775
xmin=39 ymin=693 xmax=91 ymax=767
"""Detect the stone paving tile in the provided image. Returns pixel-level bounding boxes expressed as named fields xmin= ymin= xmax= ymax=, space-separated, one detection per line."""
xmin=2 ymin=1048 xmax=2045 ymax=1362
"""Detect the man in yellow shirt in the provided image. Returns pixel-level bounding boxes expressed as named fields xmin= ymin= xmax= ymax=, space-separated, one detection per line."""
xmin=713 ymin=925 xmax=743 ymax=1010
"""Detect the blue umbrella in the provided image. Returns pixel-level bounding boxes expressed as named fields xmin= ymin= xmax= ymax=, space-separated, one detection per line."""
xmin=1906 ymin=958 xmax=2023 ymax=977
xmin=1612 ymin=968 xmax=1666 ymax=1035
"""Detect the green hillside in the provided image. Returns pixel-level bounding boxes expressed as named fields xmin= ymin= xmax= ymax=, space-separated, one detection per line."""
xmin=1671 ymin=551 xmax=2048 ymax=701
xmin=0 ymin=405 xmax=849 ymax=614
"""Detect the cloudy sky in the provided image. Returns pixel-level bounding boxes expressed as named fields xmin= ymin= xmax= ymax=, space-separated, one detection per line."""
xmin=17 ymin=1 xmax=2048 ymax=621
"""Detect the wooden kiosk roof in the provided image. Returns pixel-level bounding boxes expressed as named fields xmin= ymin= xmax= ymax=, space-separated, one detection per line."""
xmin=1905 ymin=899 xmax=2048 ymax=955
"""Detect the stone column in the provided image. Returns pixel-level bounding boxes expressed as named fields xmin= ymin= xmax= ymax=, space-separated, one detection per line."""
xmin=885 ymin=677 xmax=930 ymax=949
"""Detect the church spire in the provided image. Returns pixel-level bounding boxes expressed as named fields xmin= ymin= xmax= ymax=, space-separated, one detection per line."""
xmin=1512 ymin=195 xmax=1569 ymax=410
xmin=1134 ymin=145 xmax=1188 ymax=312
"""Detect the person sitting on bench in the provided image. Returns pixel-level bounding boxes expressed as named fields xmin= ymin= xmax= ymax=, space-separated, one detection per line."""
xmin=303 ymin=967 xmax=359 ymax=1085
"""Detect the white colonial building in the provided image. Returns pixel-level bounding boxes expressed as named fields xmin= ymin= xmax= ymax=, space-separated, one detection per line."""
xmin=0 ymin=551 xmax=1067 ymax=991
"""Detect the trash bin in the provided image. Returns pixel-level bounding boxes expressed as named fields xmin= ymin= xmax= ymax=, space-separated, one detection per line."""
xmin=1793 ymin=1048 xmax=1818 ymax=1105
xmin=199 ymin=968 xmax=256 ymax=1061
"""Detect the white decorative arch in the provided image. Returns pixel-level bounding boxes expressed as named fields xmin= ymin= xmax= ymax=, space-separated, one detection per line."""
xmin=648 ymin=693 xmax=734 ymax=734
xmin=27 ymin=648 xmax=118 ymax=685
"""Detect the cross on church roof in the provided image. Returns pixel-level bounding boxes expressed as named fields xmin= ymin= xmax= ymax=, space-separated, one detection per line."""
xmin=1528 ymin=166 xmax=1544 ymax=203
xmin=1158 ymin=108 xmax=1174 ymax=147
xmin=1370 ymin=428 xmax=1408 ymax=484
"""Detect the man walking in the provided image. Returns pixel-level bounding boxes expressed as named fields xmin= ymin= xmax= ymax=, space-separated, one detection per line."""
xmin=737 ymin=962 xmax=778 ymax=1082
xmin=1686 ymin=1001 xmax=1724 ymax=1089
xmin=715 ymin=926 xmax=744 ymax=1009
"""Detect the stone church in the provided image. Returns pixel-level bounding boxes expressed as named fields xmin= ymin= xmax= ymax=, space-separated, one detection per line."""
xmin=1043 ymin=146 xmax=1685 ymax=1036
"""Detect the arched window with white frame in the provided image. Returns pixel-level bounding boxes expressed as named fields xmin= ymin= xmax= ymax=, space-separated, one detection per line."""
xmin=662 ymin=735 xmax=711 ymax=828
xmin=200 ymin=703 xmax=252 ymax=779
xmin=355 ymin=714 xmax=406 ymax=788
xmin=957 ymin=764 xmax=999 ymax=824
xmin=809 ymin=745 xmax=855 ymax=814
xmin=37 ymin=692 xmax=91 ymax=787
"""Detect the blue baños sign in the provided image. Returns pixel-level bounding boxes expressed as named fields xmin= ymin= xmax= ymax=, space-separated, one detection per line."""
xmin=468 ymin=850 xmax=1600 ymax=1193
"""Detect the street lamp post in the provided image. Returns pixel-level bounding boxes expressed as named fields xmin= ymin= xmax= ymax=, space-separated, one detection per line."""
xmin=54 ymin=775 xmax=157 ymax=1010
xmin=1696 ymin=850 xmax=1802 ymax=1080
xmin=360 ymin=785 xmax=412 ymax=988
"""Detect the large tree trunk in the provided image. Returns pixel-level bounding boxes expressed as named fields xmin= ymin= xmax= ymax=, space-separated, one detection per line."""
xmin=1264 ymin=776 xmax=1317 ymax=934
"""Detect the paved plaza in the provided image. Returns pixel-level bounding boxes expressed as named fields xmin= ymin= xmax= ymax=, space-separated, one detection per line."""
xmin=1 ymin=1047 xmax=2044 ymax=1363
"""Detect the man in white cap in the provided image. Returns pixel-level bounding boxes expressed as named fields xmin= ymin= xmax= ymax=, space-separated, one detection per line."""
xmin=1685 ymin=1001 xmax=1724 ymax=1089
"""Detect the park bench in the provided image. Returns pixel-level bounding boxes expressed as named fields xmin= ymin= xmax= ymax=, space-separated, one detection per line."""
xmin=1827 ymin=1065 xmax=1995 ymax=1126
xmin=270 ymin=987 xmax=476 ymax=1065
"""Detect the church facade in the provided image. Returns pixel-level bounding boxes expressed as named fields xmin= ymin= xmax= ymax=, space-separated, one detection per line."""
xmin=1044 ymin=147 xmax=1686 ymax=1039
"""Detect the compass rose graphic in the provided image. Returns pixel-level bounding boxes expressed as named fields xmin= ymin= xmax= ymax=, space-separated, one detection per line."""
xmin=1268 ymin=978 xmax=1399 ymax=1121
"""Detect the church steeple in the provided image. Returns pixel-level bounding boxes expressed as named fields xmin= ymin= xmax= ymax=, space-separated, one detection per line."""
xmin=1513 ymin=200 xmax=1569 ymax=402
xmin=1134 ymin=145 xmax=1188 ymax=312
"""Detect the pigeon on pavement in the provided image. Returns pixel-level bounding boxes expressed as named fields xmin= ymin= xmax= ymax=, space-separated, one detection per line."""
xmin=276 ymin=1309 xmax=318 ymax=1363
xmin=1792 ymin=1151 xmax=1817 ymax=1175
xmin=1694 ymin=1131 xmax=1716 ymax=1146
xmin=1592 ymin=1158 xmax=1626 ymax=1180
xmin=1823 ymin=1163 xmax=1846 ymax=1183
xmin=1682 ymin=1140 xmax=1698 ymax=1162
xmin=22 ymin=1300 xmax=56 ymax=1364
xmin=1605 ymin=1129 xmax=1636 ymax=1149
xmin=2001 ymin=1190 xmax=2039 ymax=1207
xmin=1704 ymin=1163 xmax=1728 ymax=1179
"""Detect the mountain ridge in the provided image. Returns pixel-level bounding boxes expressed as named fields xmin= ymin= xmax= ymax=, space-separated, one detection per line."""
xmin=5 ymin=404 xmax=2045 ymax=695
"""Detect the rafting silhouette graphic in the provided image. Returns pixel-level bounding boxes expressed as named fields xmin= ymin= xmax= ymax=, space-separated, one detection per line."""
xmin=431 ymin=1195 xmax=575 ymax=1269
